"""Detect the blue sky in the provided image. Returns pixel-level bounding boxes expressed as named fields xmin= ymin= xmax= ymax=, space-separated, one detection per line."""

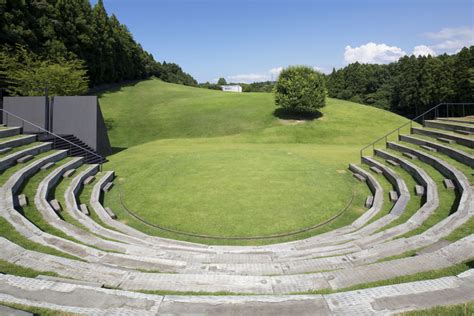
xmin=92 ymin=0 xmax=473 ymax=83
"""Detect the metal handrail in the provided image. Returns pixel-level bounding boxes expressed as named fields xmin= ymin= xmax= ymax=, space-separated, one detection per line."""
xmin=360 ymin=102 xmax=474 ymax=158
xmin=1 ymin=108 xmax=105 ymax=168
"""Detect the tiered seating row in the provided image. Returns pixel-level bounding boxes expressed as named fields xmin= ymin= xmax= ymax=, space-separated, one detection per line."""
xmin=0 ymin=117 xmax=471 ymax=315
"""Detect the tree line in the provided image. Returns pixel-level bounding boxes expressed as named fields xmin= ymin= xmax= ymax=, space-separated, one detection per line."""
xmin=326 ymin=46 xmax=473 ymax=117
xmin=0 ymin=0 xmax=196 ymax=95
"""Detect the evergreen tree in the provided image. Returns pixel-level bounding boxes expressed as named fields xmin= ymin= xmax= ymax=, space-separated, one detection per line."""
xmin=0 ymin=0 xmax=196 ymax=90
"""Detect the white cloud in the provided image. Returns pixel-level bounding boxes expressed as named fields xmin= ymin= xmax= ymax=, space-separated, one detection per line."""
xmin=422 ymin=27 xmax=474 ymax=54
xmin=226 ymin=67 xmax=283 ymax=83
xmin=269 ymin=67 xmax=283 ymax=76
xmin=225 ymin=65 xmax=331 ymax=83
xmin=412 ymin=45 xmax=436 ymax=57
xmin=344 ymin=42 xmax=407 ymax=64
xmin=425 ymin=27 xmax=473 ymax=40
xmin=227 ymin=73 xmax=270 ymax=83
xmin=313 ymin=66 xmax=325 ymax=73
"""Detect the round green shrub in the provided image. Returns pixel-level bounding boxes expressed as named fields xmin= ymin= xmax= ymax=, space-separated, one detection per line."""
xmin=274 ymin=66 xmax=326 ymax=114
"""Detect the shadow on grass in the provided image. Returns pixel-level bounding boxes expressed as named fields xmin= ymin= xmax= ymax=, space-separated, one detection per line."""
xmin=91 ymin=79 xmax=144 ymax=97
xmin=110 ymin=147 xmax=127 ymax=155
xmin=273 ymin=108 xmax=323 ymax=121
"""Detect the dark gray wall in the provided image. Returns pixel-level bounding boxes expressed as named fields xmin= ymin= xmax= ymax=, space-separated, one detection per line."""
xmin=3 ymin=97 xmax=47 ymax=133
xmin=52 ymin=96 xmax=111 ymax=155
xmin=3 ymin=96 xmax=111 ymax=156
xmin=96 ymin=104 xmax=112 ymax=156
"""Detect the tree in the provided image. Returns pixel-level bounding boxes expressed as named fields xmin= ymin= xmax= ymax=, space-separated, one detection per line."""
xmin=0 ymin=0 xmax=196 ymax=88
xmin=1 ymin=46 xmax=89 ymax=96
xmin=274 ymin=66 xmax=326 ymax=113
xmin=217 ymin=77 xmax=227 ymax=85
xmin=453 ymin=47 xmax=474 ymax=102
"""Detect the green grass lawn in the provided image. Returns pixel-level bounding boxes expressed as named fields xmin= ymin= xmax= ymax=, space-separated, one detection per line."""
xmin=98 ymin=79 xmax=410 ymax=244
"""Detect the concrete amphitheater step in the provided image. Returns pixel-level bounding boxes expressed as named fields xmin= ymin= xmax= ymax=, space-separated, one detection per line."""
xmin=411 ymin=127 xmax=473 ymax=148
xmin=0 ymin=127 xmax=22 ymax=138
xmin=362 ymin=156 xmax=410 ymax=217
xmin=0 ymin=134 xmax=36 ymax=150
xmin=0 ymin=271 xmax=473 ymax=315
xmin=424 ymin=119 xmax=474 ymax=133
xmin=0 ymin=142 xmax=52 ymax=171
xmin=399 ymin=134 xmax=474 ymax=168
xmin=386 ymin=142 xmax=473 ymax=233
xmin=339 ymin=145 xmax=473 ymax=264
xmin=32 ymin=161 xmax=205 ymax=272
xmin=437 ymin=116 xmax=474 ymax=124
xmin=60 ymin=165 xmax=215 ymax=269
xmin=0 ymin=305 xmax=32 ymax=315
xmin=354 ymin=149 xmax=438 ymax=247
xmin=0 ymin=151 xmax=199 ymax=272
xmin=0 ymin=230 xmax=472 ymax=294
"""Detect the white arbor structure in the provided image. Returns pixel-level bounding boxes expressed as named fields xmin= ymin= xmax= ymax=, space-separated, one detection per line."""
xmin=221 ymin=85 xmax=242 ymax=92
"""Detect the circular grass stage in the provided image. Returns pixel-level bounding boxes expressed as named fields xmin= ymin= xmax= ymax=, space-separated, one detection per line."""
xmin=104 ymin=143 xmax=367 ymax=243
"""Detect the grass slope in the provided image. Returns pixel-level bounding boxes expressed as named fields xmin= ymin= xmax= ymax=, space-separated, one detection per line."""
xmin=99 ymin=79 xmax=410 ymax=244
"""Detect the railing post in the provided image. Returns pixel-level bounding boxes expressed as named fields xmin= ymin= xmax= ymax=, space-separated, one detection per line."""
xmin=462 ymin=104 xmax=465 ymax=117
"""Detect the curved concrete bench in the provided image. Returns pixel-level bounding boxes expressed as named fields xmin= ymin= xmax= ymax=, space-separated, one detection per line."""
xmin=424 ymin=119 xmax=474 ymax=133
xmin=344 ymin=142 xmax=473 ymax=263
xmin=0 ymin=134 xmax=36 ymax=150
xmin=1 ymin=151 xmax=196 ymax=272
xmin=362 ymin=156 xmax=410 ymax=217
xmin=351 ymin=149 xmax=438 ymax=248
xmin=399 ymin=134 xmax=474 ymax=168
xmin=0 ymin=227 xmax=472 ymax=294
xmin=310 ymin=143 xmax=473 ymax=265
xmin=412 ymin=127 xmax=473 ymax=148
xmin=348 ymin=164 xmax=384 ymax=228
xmin=0 ymin=269 xmax=472 ymax=315
xmin=0 ymin=142 xmax=52 ymax=171
xmin=0 ymin=127 xmax=22 ymax=138
xmin=387 ymin=142 xmax=473 ymax=235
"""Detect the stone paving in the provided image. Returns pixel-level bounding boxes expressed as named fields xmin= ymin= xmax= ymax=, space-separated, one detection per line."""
xmin=0 ymin=118 xmax=472 ymax=314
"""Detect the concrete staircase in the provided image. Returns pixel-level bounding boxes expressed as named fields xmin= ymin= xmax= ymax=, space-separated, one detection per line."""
xmin=0 ymin=117 xmax=471 ymax=315
xmin=39 ymin=133 xmax=106 ymax=164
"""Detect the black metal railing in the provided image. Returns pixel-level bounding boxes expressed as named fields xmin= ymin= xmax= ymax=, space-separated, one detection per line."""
xmin=360 ymin=103 xmax=474 ymax=158
xmin=1 ymin=109 xmax=105 ymax=168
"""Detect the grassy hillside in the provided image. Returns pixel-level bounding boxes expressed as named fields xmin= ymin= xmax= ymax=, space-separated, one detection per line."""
xmin=99 ymin=79 xmax=408 ymax=148
xmin=98 ymin=79 xmax=410 ymax=244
